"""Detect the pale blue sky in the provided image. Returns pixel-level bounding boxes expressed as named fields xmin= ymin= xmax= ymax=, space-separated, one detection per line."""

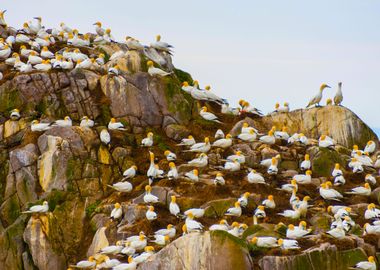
xmin=2 ymin=1 xmax=380 ymax=129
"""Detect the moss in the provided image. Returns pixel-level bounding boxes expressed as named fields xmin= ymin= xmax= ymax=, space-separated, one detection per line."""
xmin=312 ymin=148 xmax=343 ymax=177
xmin=85 ymin=200 xmax=101 ymax=218
xmin=339 ymin=248 xmax=367 ymax=266
xmin=241 ymin=225 xmax=264 ymax=239
xmin=211 ymin=230 xmax=248 ymax=249
xmin=173 ymin=69 xmax=193 ymax=84
xmin=153 ymin=133 xmax=169 ymax=151
xmin=203 ymin=198 xmax=236 ymax=218
xmin=47 ymin=189 xmax=67 ymax=211
xmin=99 ymin=104 xmax=112 ymax=126
xmin=194 ymin=118 xmax=219 ymax=130
xmin=0 ymin=88 xmax=23 ymax=113
xmin=66 ymin=158 xmax=82 ymax=180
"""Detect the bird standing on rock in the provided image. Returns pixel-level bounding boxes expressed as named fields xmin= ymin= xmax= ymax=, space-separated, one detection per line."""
xmin=334 ymin=82 xmax=343 ymax=105
xmin=306 ymin=83 xmax=331 ymax=108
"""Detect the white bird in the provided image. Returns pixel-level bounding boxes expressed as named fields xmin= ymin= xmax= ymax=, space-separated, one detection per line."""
xmin=225 ymin=201 xmax=242 ymax=217
xmin=108 ymin=118 xmax=126 ymax=130
xmin=214 ymin=172 xmax=225 ymax=185
xmin=169 ymin=196 xmax=181 ymax=217
xmin=100 ymin=242 xmax=124 ymax=255
xmin=226 ymin=151 xmax=245 ymax=164
xmin=267 ymin=158 xmax=279 ymax=175
xmin=237 ymin=129 xmax=256 ymax=142
xmin=350 ymin=256 xmax=376 ymax=270
xmin=10 ymin=109 xmax=21 ymax=120
xmin=334 ymin=82 xmax=343 ymax=106
xmin=167 ymin=162 xmax=179 ymax=180
xmin=185 ymin=137 xmax=211 ymax=153
xmin=346 ymin=183 xmax=371 ymax=196
xmin=146 ymin=206 xmax=157 ymax=221
xmin=237 ymin=192 xmax=250 ymax=207
xmin=364 ymin=204 xmax=380 ymax=220
xmin=181 ymin=81 xmax=193 ymax=94
xmin=28 ymin=51 xmax=43 ymax=65
xmin=187 ymin=153 xmax=208 ymax=167
xmin=349 ymin=158 xmax=364 ymax=173
xmin=143 ymin=185 xmax=159 ymax=204
xmin=185 ymin=212 xmax=203 ymax=232
xmin=100 ymin=129 xmax=111 ymax=146
xmin=164 ymin=150 xmax=176 ymax=161
xmin=319 ymin=182 xmax=343 ymax=201
xmin=151 ymin=235 xmax=170 ymax=247
xmin=16 ymin=34 xmax=31 ymax=43
xmin=52 ymin=116 xmax=72 ymax=127
xmin=184 ymin=208 xmax=205 ymax=218
xmin=155 ymin=224 xmax=176 ymax=239
xmin=364 ymin=140 xmax=376 ymax=154
xmin=333 ymin=175 xmax=346 ymax=186
xmin=0 ymin=10 xmax=7 ymax=26
xmin=226 ymin=222 xmax=242 ymax=237
xmin=365 ymin=174 xmax=377 ymax=185
xmin=141 ymin=132 xmax=154 ymax=147
xmin=209 ymin=219 xmax=229 ymax=231
xmin=93 ymin=21 xmax=105 ymax=36
xmin=278 ymin=238 xmax=300 ymax=250
xmin=79 ymin=116 xmax=94 ymax=128
xmin=147 ymin=60 xmax=171 ymax=76
xmin=31 ymin=120 xmax=51 ymax=132
xmin=260 ymin=154 xmax=281 ymax=168
xmin=319 ymin=135 xmax=335 ymax=148
xmin=112 ymin=256 xmax=137 ymax=270
xmin=69 ymin=257 xmax=96 ymax=269
xmin=184 ymin=169 xmax=199 ymax=182
xmin=203 ymin=85 xmax=225 ymax=104
xmin=326 ymin=225 xmax=345 ymax=239
xmin=108 ymin=181 xmax=133 ymax=193
xmin=212 ymin=134 xmax=233 ymax=149
xmin=133 ymin=246 xmax=155 ymax=265
xmin=110 ymin=203 xmax=122 ymax=220
xmin=251 ymin=237 xmax=278 ymax=248
xmin=294 ymin=170 xmax=312 ymax=184
xmin=306 ymin=83 xmax=331 ymax=108
xmin=279 ymin=179 xmax=298 ymax=193
xmin=125 ymin=37 xmax=144 ymax=50
xmin=34 ymin=60 xmax=51 ymax=71
xmin=259 ymin=130 xmax=275 ymax=145
xmin=97 ymin=258 xmax=121 ymax=269
xmin=286 ymin=223 xmax=312 ymax=239
xmin=22 ymin=201 xmax=49 ymax=214
xmin=332 ymin=163 xmax=343 ymax=177
xmin=0 ymin=44 xmax=11 ymax=59
xmin=129 ymin=234 xmax=147 ymax=251
xmin=274 ymin=126 xmax=290 ymax=140
xmin=363 ymin=223 xmax=380 ymax=235
xmin=241 ymin=122 xmax=259 ymax=134
xmin=278 ymin=209 xmax=301 ymax=219
xmin=262 ymin=195 xmax=276 ymax=209
xmin=108 ymin=65 xmax=120 ymax=76
xmin=177 ymin=135 xmax=195 ymax=146
xmin=254 ymin=206 xmax=266 ymax=219
xmin=199 ymin=106 xmax=222 ymax=123
xmin=221 ymin=104 xmax=240 ymax=115
xmin=247 ymin=169 xmax=266 ymax=184
xmin=150 ymin=34 xmax=173 ymax=52
xmin=215 ymin=129 xmax=225 ymax=139
xmin=300 ymin=154 xmax=311 ymax=170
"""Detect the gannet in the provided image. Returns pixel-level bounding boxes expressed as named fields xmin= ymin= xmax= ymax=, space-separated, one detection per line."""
xmin=79 ymin=116 xmax=94 ymax=128
xmin=278 ymin=239 xmax=300 ymax=250
xmin=185 ymin=212 xmax=203 ymax=232
xmin=227 ymin=151 xmax=245 ymax=164
xmin=333 ymin=207 xmax=352 ymax=219
xmin=237 ymin=129 xmax=256 ymax=142
xmin=262 ymin=195 xmax=276 ymax=209
xmin=147 ymin=60 xmax=171 ymax=76
xmin=16 ymin=34 xmax=31 ymax=43
xmin=143 ymin=185 xmax=159 ymax=204
xmin=222 ymin=160 xmax=240 ymax=172
xmin=185 ymin=137 xmax=210 ymax=153
xmin=238 ymin=192 xmax=250 ymax=207
xmin=31 ymin=120 xmax=51 ymax=132
xmin=108 ymin=118 xmax=126 ymax=130
xmin=327 ymin=205 xmax=346 ymax=215
xmin=169 ymin=196 xmax=181 ymax=217
xmin=240 ymin=100 xmax=262 ymax=116
xmin=28 ymin=51 xmax=43 ymax=65
xmin=0 ymin=10 xmax=6 ymax=26
xmin=155 ymin=224 xmax=176 ymax=239
xmin=333 ymin=175 xmax=346 ymax=186
xmin=71 ymin=48 xmax=88 ymax=62
xmin=278 ymin=208 xmax=301 ymax=219
xmin=19 ymin=62 xmax=33 ymax=73
xmin=364 ymin=140 xmax=376 ymax=154
xmin=286 ymin=223 xmax=312 ymax=239
xmin=332 ymin=163 xmax=343 ymax=177
xmin=267 ymin=157 xmax=279 ymax=175
xmin=215 ymin=129 xmax=225 ymax=139
xmin=133 ymin=246 xmax=155 ymax=264
xmin=100 ymin=129 xmax=111 ymax=146
xmin=125 ymin=37 xmax=144 ymax=50
xmin=259 ymin=130 xmax=275 ymax=145
xmin=93 ymin=21 xmax=105 ymax=36
xmin=350 ymin=256 xmax=376 ymax=270
xmin=260 ymin=154 xmax=281 ymax=168
xmin=319 ymin=135 xmax=335 ymax=148
xmin=0 ymin=44 xmax=11 ymax=60
xmin=364 ymin=204 xmax=380 ymax=220
xmin=120 ymin=242 xmax=136 ymax=256
xmin=112 ymin=256 xmax=137 ymax=270
xmin=221 ymin=103 xmax=240 ymax=115
xmin=212 ymin=134 xmax=232 ymax=148
xmin=184 ymin=208 xmax=205 ymax=218
xmin=130 ymin=234 xmax=147 ymax=251
xmin=60 ymin=22 xmax=73 ymax=33
xmin=10 ymin=109 xmax=21 ymax=120
xmin=294 ymin=170 xmax=312 ymax=184
xmin=103 ymin=28 xmax=115 ymax=43
xmin=110 ymin=203 xmax=122 ymax=220
xmin=225 ymin=201 xmax=242 ymax=217
xmin=254 ymin=205 xmax=266 ymax=219
xmin=75 ymin=59 xmax=92 ymax=69
xmin=95 ymin=53 xmax=105 ymax=66
xmin=327 ymin=225 xmax=345 ymax=239
xmin=177 ymin=135 xmax=195 ymax=146
xmin=164 ymin=150 xmax=176 ymax=161
xmin=34 ymin=36 xmax=51 ymax=47
xmin=279 ymin=179 xmax=298 ymax=193
xmin=60 ymin=58 xmax=73 ymax=70
xmin=100 ymin=241 xmax=124 ymax=255
xmin=346 ymin=183 xmax=371 ymax=196
xmin=187 ymin=153 xmax=208 ymax=167
xmin=200 ymin=106 xmax=222 ymax=123
xmin=52 ymin=116 xmax=72 ymax=127
xmin=69 ymin=256 xmax=96 ymax=269
xmin=214 ymin=172 xmax=225 ymax=185
xmin=251 ymin=237 xmax=278 ymax=248
xmin=97 ymin=258 xmax=121 ymax=269
xmin=279 ymin=102 xmax=290 ymax=113
xmin=34 ymin=60 xmax=51 ymax=71
xmin=365 ymin=174 xmax=377 ymax=185
xmin=21 ymin=201 xmax=49 ymax=214
xmin=108 ymin=64 xmax=121 ymax=76
xmin=274 ymin=126 xmax=289 ymax=140
xmin=146 ymin=206 xmax=157 ymax=221
xmin=300 ymin=154 xmax=311 ymax=170
xmin=363 ymin=223 xmax=380 ymax=235
xmin=184 ymin=169 xmax=199 ymax=182
xmin=141 ymin=132 xmax=154 ymax=147
xmin=203 ymin=85 xmax=226 ymax=104
xmin=227 ymin=222 xmax=241 ymax=237
xmin=247 ymin=169 xmax=266 ymax=184
xmin=334 ymin=82 xmax=343 ymax=106
xmin=5 ymin=52 xmax=19 ymax=66
xmin=168 ymin=162 xmax=179 ymax=180
xmin=108 ymin=181 xmax=133 ymax=193
xmin=319 ymin=182 xmax=343 ymax=201
xmin=238 ymin=224 xmax=248 ymax=237
xmin=209 ymin=219 xmax=229 ymax=231
xmin=181 ymin=81 xmax=193 ymax=94
xmin=151 ymin=34 xmax=173 ymax=53
xmin=28 ymin=17 xmax=42 ymax=34
xmin=349 ymin=157 xmax=364 ymax=173
xmin=306 ymin=83 xmax=331 ymax=108
xmin=241 ymin=122 xmax=259 ymax=134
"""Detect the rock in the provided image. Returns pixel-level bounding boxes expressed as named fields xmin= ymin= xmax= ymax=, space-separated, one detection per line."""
xmin=201 ymin=198 xmax=236 ymax=218
xmin=23 ymin=215 xmax=66 ymax=270
xmin=9 ymin=143 xmax=38 ymax=172
xmin=259 ymin=243 xmax=367 ymax=270
xmin=260 ymin=106 xmax=377 ymax=148
xmin=3 ymin=119 xmax=27 ymax=139
xmin=87 ymin=227 xmax=109 ymax=257
xmin=165 ymin=124 xmax=190 ymax=141
xmin=309 ymin=147 xmax=344 ymax=177
xmin=139 ymin=231 xmax=253 ymax=270
xmin=132 ymin=186 xmax=179 ymax=206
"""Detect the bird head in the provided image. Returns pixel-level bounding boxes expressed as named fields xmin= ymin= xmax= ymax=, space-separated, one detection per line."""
xmin=353 ymin=145 xmax=359 ymax=150
xmin=167 ymin=224 xmax=173 ymax=230
xmin=299 ymin=221 xmax=307 ymax=227
xmin=43 ymin=201 xmax=48 ymax=205
xmin=306 ymin=170 xmax=312 ymax=176
xmin=147 ymin=60 xmax=154 ymax=67
xmin=320 ymin=135 xmax=326 ymax=140
xmin=205 ymin=85 xmax=211 ymax=91
xmin=169 ymin=162 xmax=176 ymax=168
xmin=216 ymin=172 xmax=223 ymax=177
xmin=291 ymin=179 xmax=297 ymax=185
xmin=145 ymin=185 xmax=152 ymax=192
xmin=365 ymin=183 xmax=370 ymax=189
xmin=156 ymin=34 xmax=161 ymax=41
xmin=147 ymin=132 xmax=154 ymax=137
xmin=303 ymin=196 xmax=311 ymax=202
xmin=187 ymin=212 xmax=194 ymax=219
xmin=23 ymin=22 xmax=29 ymax=28
xmin=327 ymin=205 xmax=333 ymax=213
xmin=288 ymin=224 xmax=295 ymax=230
xmin=284 ymin=102 xmax=289 ymax=107
xmin=164 ymin=235 xmax=170 ymax=242
xmin=258 ymin=205 xmax=265 ymax=211
xmin=320 ymin=83 xmax=331 ymax=91
xmin=220 ymin=219 xmax=227 ymax=225
xmin=182 ymin=224 xmax=188 ymax=233
xmin=0 ymin=10 xmax=6 ymax=18
xmin=188 ymin=135 xmax=194 ymax=140
xmin=182 ymin=81 xmax=189 ymax=87
xmin=149 ymin=205 xmax=154 ymax=211
xmin=268 ymin=195 xmax=274 ymax=201
xmin=305 ymin=154 xmax=310 ymax=161
xmin=236 ymin=150 xmax=242 ymax=156
xmin=93 ymin=22 xmax=102 ymax=27
xmin=64 ymin=116 xmax=70 ymax=121
xmin=275 ymin=103 xmax=280 ymax=109
xmin=277 ymin=239 xmax=284 ymax=245
xmin=31 ymin=120 xmax=39 ymax=125
xmin=368 ymin=256 xmax=375 ymax=263
xmin=251 ymin=237 xmax=258 ymax=244
xmin=368 ymin=204 xmax=375 ymax=210
xmin=11 ymin=108 xmax=20 ymax=113
xmin=326 ymin=98 xmax=332 ymax=105
xmin=204 ymin=137 xmax=210 ymax=143
xmin=249 ymin=129 xmax=255 ymax=135
xmin=171 ymin=196 xmax=176 ymax=203
xmin=268 ymin=130 xmax=274 ymax=136
xmin=234 ymin=201 xmax=241 ymax=207
xmin=114 ymin=202 xmax=121 ymax=208
xmin=244 ymin=192 xmax=250 ymax=198
xmin=367 ymin=140 xmax=374 ymax=146
xmin=231 ymin=221 xmax=239 ymax=228
xmin=242 ymin=122 xmax=249 ymax=128
xmin=105 ymin=28 xmax=111 ymax=34
xmin=271 ymin=157 xmax=277 ymax=165
xmin=145 ymin=246 xmax=155 ymax=252
xmin=193 ymin=80 xmax=199 ymax=87
xmin=139 ymin=233 xmax=146 ymax=241
xmin=334 ymin=163 xmax=340 ymax=169
xmin=201 ymin=106 xmax=208 ymax=112
xmin=127 ymin=256 xmax=133 ymax=263
xmin=193 ymin=169 xmax=199 ymax=176
xmin=226 ymin=134 xmax=232 ymax=139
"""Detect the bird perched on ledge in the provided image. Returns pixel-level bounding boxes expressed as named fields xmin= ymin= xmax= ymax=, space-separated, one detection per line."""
xmin=306 ymin=83 xmax=330 ymax=108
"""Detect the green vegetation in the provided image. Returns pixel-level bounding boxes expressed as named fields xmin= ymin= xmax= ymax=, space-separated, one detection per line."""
xmin=85 ymin=200 xmax=101 ymax=218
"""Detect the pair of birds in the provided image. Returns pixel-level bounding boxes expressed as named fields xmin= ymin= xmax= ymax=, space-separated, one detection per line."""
xmin=306 ymin=82 xmax=343 ymax=108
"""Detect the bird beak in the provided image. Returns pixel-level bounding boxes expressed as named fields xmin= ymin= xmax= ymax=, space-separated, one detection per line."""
xmin=3 ymin=10 xmax=7 ymax=13
xmin=326 ymin=85 xmax=331 ymax=88
xmin=93 ymin=23 xmax=96 ymax=25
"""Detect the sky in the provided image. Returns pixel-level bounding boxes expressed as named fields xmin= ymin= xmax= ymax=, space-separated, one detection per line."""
xmin=2 ymin=0 xmax=380 ymax=130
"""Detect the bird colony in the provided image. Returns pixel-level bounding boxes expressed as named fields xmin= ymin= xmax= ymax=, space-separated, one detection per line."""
xmin=0 ymin=10 xmax=379 ymax=270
